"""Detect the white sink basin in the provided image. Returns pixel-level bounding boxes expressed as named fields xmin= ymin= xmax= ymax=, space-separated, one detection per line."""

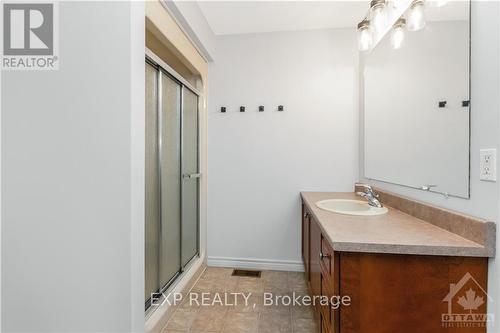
xmin=315 ymin=199 xmax=388 ymax=216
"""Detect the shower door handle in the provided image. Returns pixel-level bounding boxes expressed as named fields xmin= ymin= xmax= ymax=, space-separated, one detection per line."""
xmin=183 ymin=173 xmax=201 ymax=179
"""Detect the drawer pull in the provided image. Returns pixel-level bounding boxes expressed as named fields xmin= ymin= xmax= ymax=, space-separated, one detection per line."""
xmin=319 ymin=252 xmax=331 ymax=260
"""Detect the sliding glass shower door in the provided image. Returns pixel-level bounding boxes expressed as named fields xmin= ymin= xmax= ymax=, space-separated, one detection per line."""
xmin=158 ymin=72 xmax=182 ymax=289
xmin=181 ymin=88 xmax=199 ymax=266
xmin=145 ymin=62 xmax=160 ymax=302
xmin=145 ymin=54 xmax=200 ymax=307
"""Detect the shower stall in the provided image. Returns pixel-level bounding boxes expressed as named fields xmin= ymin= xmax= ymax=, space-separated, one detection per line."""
xmin=145 ymin=50 xmax=200 ymax=309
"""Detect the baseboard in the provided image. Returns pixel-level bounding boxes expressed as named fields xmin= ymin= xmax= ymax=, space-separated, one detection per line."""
xmin=207 ymin=256 xmax=304 ymax=272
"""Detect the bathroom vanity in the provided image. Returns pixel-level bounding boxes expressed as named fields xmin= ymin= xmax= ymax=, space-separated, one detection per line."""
xmin=301 ymin=191 xmax=495 ymax=333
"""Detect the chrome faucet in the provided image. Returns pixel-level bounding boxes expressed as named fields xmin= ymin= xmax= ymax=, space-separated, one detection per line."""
xmin=355 ymin=183 xmax=383 ymax=208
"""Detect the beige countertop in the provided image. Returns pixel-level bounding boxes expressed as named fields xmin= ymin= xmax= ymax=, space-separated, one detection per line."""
xmin=301 ymin=192 xmax=491 ymax=257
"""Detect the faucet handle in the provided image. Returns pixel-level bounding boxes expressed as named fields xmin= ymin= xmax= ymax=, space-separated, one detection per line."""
xmin=355 ymin=183 xmax=373 ymax=191
xmin=356 ymin=191 xmax=379 ymax=199
xmin=355 ymin=182 xmax=371 ymax=188
xmin=355 ymin=183 xmax=377 ymax=195
xmin=354 ymin=183 xmax=380 ymax=198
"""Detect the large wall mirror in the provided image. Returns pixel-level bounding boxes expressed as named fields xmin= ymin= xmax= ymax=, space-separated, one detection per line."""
xmin=363 ymin=1 xmax=470 ymax=198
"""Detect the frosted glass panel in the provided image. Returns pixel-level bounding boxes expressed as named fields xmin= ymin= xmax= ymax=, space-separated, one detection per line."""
xmin=181 ymin=88 xmax=199 ymax=266
xmin=159 ymin=73 xmax=182 ymax=287
xmin=145 ymin=63 xmax=159 ymax=301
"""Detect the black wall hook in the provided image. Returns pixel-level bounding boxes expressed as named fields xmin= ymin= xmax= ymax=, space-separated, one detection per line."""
xmin=438 ymin=101 xmax=447 ymax=108
xmin=278 ymin=105 xmax=284 ymax=111
xmin=240 ymin=106 xmax=245 ymax=112
xmin=220 ymin=107 xmax=226 ymax=113
xmin=259 ymin=106 xmax=264 ymax=112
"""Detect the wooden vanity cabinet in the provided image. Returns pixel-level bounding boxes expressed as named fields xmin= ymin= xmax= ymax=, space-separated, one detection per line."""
xmin=301 ymin=205 xmax=489 ymax=333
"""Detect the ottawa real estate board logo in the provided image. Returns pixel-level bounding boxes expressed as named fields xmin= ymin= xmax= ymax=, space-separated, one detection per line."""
xmin=1 ymin=2 xmax=59 ymax=70
xmin=442 ymin=272 xmax=494 ymax=328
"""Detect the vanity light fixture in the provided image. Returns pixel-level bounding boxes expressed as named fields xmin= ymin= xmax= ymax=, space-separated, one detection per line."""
xmin=357 ymin=19 xmax=372 ymax=51
xmin=391 ymin=18 xmax=406 ymax=49
xmin=407 ymin=0 xmax=426 ymax=31
xmin=370 ymin=0 xmax=387 ymax=34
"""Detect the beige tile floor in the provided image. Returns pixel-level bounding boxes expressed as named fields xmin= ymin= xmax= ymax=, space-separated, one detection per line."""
xmin=162 ymin=267 xmax=318 ymax=333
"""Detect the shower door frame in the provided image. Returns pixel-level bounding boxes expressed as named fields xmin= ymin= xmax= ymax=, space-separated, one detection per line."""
xmin=145 ymin=48 xmax=201 ymax=310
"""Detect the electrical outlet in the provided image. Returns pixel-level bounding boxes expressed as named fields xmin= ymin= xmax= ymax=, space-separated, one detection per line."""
xmin=480 ymin=149 xmax=497 ymax=182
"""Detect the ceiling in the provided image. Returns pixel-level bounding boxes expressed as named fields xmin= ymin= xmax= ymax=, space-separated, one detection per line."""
xmin=197 ymin=1 xmax=369 ymax=35
xmin=196 ymin=1 xmax=469 ymax=36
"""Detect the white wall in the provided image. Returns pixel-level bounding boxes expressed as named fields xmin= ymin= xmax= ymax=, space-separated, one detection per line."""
xmin=494 ymin=3 xmax=500 ymax=332
xmin=207 ymin=29 xmax=358 ymax=270
xmin=360 ymin=2 xmax=500 ymax=332
xmin=1 ymin=2 xmax=144 ymax=332
xmin=130 ymin=1 xmax=146 ymax=331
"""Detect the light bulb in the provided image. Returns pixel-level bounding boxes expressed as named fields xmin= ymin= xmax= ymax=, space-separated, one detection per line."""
xmin=358 ymin=20 xmax=372 ymax=51
xmin=359 ymin=28 xmax=372 ymax=51
xmin=370 ymin=0 xmax=387 ymax=33
xmin=407 ymin=0 xmax=425 ymax=31
xmin=392 ymin=0 xmax=404 ymax=9
xmin=391 ymin=18 xmax=406 ymax=49
xmin=429 ymin=0 xmax=447 ymax=7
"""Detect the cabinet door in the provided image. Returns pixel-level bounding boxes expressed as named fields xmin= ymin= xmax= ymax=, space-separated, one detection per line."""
xmin=309 ymin=216 xmax=322 ymax=314
xmin=340 ymin=253 xmax=488 ymax=333
xmin=321 ymin=273 xmax=331 ymax=332
xmin=320 ymin=236 xmax=339 ymax=333
xmin=321 ymin=312 xmax=330 ymax=333
xmin=302 ymin=204 xmax=310 ymax=282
